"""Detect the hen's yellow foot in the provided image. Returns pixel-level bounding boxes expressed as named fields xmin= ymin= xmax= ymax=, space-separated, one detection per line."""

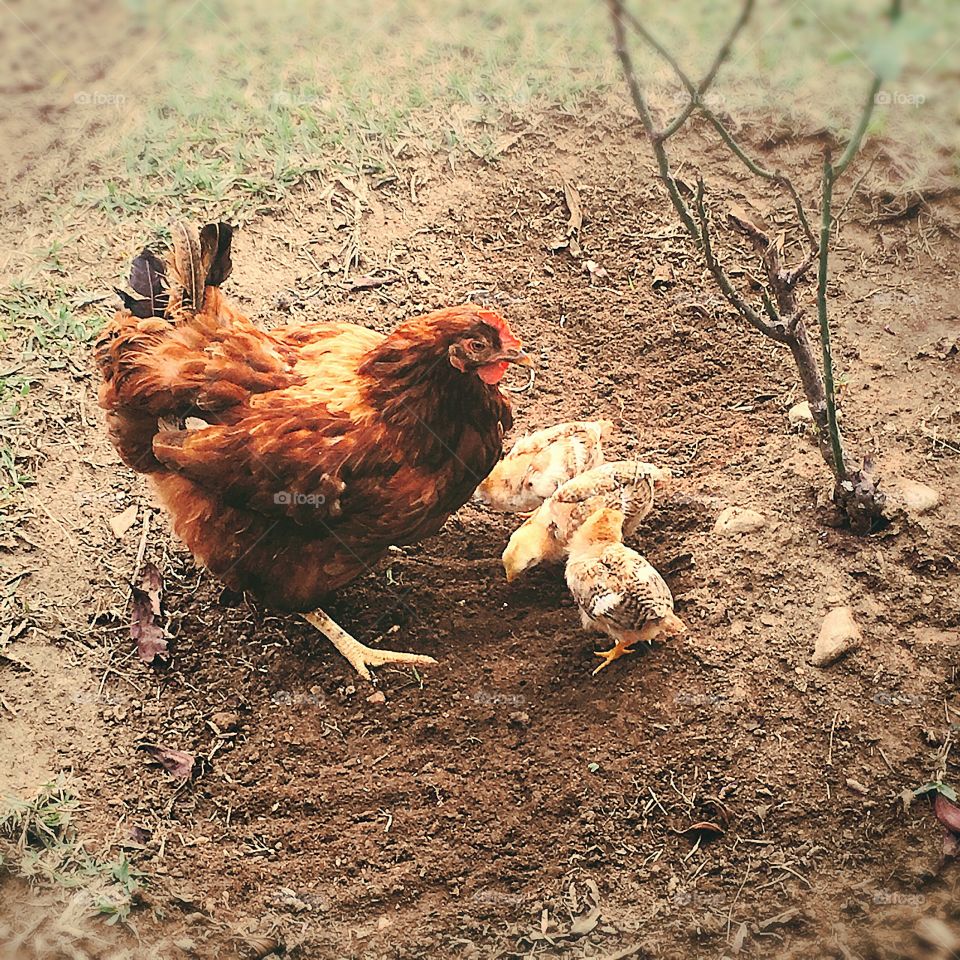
xmin=592 ymin=640 xmax=636 ymax=675
xmin=302 ymin=610 xmax=437 ymax=682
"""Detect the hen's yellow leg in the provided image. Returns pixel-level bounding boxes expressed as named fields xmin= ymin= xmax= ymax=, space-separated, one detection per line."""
xmin=302 ymin=610 xmax=437 ymax=682
xmin=592 ymin=639 xmax=636 ymax=676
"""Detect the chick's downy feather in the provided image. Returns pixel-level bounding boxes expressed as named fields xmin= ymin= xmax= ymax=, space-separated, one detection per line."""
xmin=502 ymin=460 xmax=671 ymax=581
xmin=475 ymin=419 xmax=612 ymax=512
xmin=565 ymin=509 xmax=685 ymax=645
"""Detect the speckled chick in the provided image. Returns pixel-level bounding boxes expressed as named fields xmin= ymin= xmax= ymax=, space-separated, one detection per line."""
xmin=502 ymin=460 xmax=672 ymax=581
xmin=564 ymin=508 xmax=686 ymax=674
xmin=474 ymin=419 xmax=612 ymax=512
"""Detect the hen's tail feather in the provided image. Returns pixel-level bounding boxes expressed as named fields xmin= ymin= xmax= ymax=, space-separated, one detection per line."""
xmin=199 ymin=222 xmax=233 ymax=288
xmin=116 ymin=248 xmax=169 ymax=318
xmin=97 ymin=285 xmax=304 ymax=473
xmin=168 ymin=221 xmax=204 ymax=314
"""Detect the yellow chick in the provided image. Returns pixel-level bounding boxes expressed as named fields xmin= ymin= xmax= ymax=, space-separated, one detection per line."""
xmin=475 ymin=419 xmax=613 ymax=513
xmin=564 ymin=508 xmax=686 ymax=675
xmin=502 ymin=460 xmax=672 ymax=582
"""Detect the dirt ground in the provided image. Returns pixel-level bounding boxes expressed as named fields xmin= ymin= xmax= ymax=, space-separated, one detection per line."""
xmin=2 ymin=7 xmax=960 ymax=960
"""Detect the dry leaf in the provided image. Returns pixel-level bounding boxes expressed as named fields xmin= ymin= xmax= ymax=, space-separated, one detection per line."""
xmin=109 ymin=505 xmax=138 ymax=539
xmin=934 ymin=792 xmax=960 ymax=833
xmin=131 ymin=562 xmax=167 ymax=664
xmin=727 ymin=202 xmax=768 ymax=235
xmin=348 ymin=274 xmax=399 ymax=291
xmin=568 ymin=905 xmax=600 ymax=936
xmin=562 ymin=180 xmax=583 ymax=234
xmin=139 ymin=743 xmax=195 ymax=781
xmin=652 ymin=263 xmax=675 ymax=287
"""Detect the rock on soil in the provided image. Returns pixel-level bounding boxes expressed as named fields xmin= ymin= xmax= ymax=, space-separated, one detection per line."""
xmin=788 ymin=401 xmax=813 ymax=428
xmin=812 ymin=607 xmax=862 ymax=667
xmin=886 ymin=477 xmax=941 ymax=514
xmin=713 ymin=506 xmax=767 ymax=535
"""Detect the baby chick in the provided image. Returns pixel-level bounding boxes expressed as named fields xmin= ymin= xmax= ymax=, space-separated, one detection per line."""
xmin=565 ymin=508 xmax=686 ymax=674
xmin=502 ymin=460 xmax=672 ymax=582
xmin=475 ymin=419 xmax=613 ymax=513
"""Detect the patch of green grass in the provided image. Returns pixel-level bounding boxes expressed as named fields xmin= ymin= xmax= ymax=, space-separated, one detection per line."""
xmin=0 ymin=283 xmax=101 ymax=360
xmin=0 ymin=781 xmax=144 ymax=925
xmin=79 ymin=0 xmax=623 ymax=223
xmin=65 ymin=0 xmax=959 ymax=232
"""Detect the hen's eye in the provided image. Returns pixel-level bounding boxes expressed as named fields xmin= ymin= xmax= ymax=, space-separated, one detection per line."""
xmin=467 ymin=338 xmax=486 ymax=353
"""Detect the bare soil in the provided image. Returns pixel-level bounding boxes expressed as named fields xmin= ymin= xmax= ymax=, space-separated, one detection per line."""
xmin=2 ymin=11 xmax=960 ymax=960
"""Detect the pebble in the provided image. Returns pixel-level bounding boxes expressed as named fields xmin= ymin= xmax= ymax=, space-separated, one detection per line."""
xmin=366 ymin=690 xmax=387 ymax=705
xmin=210 ymin=711 xmax=239 ymax=731
xmin=788 ymin=401 xmax=813 ymax=428
xmin=811 ymin=607 xmax=862 ymax=667
xmin=713 ymin=506 xmax=767 ymax=535
xmin=887 ymin=477 xmax=940 ymax=514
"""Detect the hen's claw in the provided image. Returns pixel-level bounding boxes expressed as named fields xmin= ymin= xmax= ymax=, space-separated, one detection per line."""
xmin=301 ymin=610 xmax=437 ymax=682
xmin=592 ymin=639 xmax=636 ymax=676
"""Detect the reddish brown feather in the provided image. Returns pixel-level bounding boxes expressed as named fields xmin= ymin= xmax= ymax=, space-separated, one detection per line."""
xmin=97 ymin=285 xmax=513 ymax=611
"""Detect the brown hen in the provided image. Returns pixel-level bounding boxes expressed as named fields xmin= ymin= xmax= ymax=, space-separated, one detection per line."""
xmin=97 ymin=222 xmax=531 ymax=679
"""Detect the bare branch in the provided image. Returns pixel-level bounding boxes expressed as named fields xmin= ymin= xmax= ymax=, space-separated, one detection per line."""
xmin=779 ymin=175 xmax=818 ymax=251
xmin=660 ymin=0 xmax=754 ymax=139
xmin=692 ymin=179 xmax=787 ymax=343
xmin=816 ymin=151 xmax=848 ymax=479
xmin=607 ymin=0 xmax=700 ymax=242
xmin=834 ymin=78 xmax=882 ymax=179
xmin=619 ymin=1 xmax=817 ymax=267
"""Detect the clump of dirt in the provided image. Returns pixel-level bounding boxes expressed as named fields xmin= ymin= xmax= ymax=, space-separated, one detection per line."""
xmin=2 ymin=45 xmax=960 ymax=960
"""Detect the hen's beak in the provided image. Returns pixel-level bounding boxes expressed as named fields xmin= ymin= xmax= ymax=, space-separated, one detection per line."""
xmin=499 ymin=347 xmax=534 ymax=366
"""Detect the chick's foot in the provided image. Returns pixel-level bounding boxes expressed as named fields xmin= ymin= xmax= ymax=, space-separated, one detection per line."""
xmin=592 ymin=639 xmax=636 ymax=676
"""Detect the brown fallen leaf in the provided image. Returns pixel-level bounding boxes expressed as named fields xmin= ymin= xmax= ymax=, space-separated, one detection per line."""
xmin=348 ymin=273 xmax=399 ymax=292
xmin=130 ymin=562 xmax=167 ymax=664
xmin=562 ymin=180 xmax=583 ymax=235
xmin=727 ymin=201 xmax=770 ymax=236
xmin=676 ymin=821 xmax=725 ymax=840
xmin=934 ymin=792 xmax=960 ymax=832
xmin=568 ymin=904 xmax=600 ymax=936
xmin=109 ymin=505 xmax=138 ymax=539
xmin=138 ymin=743 xmax=195 ymax=781
xmin=129 ymin=825 xmax=152 ymax=844
xmin=652 ymin=263 xmax=674 ymax=287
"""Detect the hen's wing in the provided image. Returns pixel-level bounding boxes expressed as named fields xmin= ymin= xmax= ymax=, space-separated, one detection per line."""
xmin=97 ymin=291 xmax=302 ymax=421
xmin=148 ymin=318 xmax=393 ymax=528
xmin=152 ymin=404 xmax=355 ymax=527
xmin=97 ymin=290 xmax=304 ymax=471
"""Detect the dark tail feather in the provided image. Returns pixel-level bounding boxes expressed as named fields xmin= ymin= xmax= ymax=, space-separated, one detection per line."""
xmin=118 ymin=248 xmax=169 ymax=318
xmin=199 ymin=222 xmax=233 ymax=287
xmin=116 ymin=223 xmax=234 ymax=319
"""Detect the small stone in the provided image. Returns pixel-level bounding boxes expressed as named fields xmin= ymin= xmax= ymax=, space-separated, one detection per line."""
xmin=713 ymin=506 xmax=767 ymax=535
xmin=210 ymin=711 xmax=239 ymax=732
xmin=887 ymin=477 xmax=940 ymax=514
xmin=366 ymin=690 xmax=386 ymax=705
xmin=812 ymin=607 xmax=862 ymax=667
xmin=508 ymin=711 xmax=530 ymax=728
xmin=788 ymin=401 xmax=813 ymax=428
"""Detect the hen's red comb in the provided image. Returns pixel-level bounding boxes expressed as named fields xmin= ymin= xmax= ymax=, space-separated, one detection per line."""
xmin=478 ymin=307 xmax=522 ymax=351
